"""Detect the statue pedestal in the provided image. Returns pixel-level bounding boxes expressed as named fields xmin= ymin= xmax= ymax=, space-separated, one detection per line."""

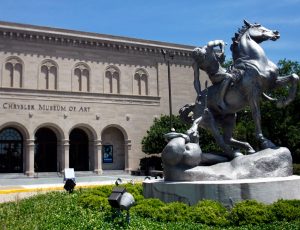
xmin=143 ymin=176 xmax=300 ymax=207
xmin=163 ymin=147 xmax=293 ymax=181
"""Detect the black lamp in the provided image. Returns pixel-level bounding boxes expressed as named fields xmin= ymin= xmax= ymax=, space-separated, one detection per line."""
xmin=63 ymin=168 xmax=76 ymax=193
xmin=108 ymin=186 xmax=135 ymax=223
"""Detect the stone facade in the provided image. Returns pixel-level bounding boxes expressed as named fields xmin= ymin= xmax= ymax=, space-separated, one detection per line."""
xmin=0 ymin=21 xmax=208 ymax=176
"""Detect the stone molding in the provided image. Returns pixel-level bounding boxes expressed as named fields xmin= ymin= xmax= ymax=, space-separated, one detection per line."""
xmin=0 ymin=21 xmax=193 ymax=61
xmin=0 ymin=87 xmax=160 ymax=106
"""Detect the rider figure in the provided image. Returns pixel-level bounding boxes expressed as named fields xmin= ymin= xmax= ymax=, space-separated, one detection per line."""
xmin=192 ymin=40 xmax=233 ymax=110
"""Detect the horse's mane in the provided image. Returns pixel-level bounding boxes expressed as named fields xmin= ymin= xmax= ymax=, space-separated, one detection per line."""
xmin=230 ymin=24 xmax=249 ymax=61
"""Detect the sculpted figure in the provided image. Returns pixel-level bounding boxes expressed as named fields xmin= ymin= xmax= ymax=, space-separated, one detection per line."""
xmin=162 ymin=117 xmax=202 ymax=167
xmin=192 ymin=40 xmax=235 ymax=109
xmin=162 ymin=112 xmax=229 ymax=168
xmin=179 ymin=20 xmax=299 ymax=160
xmin=159 ymin=20 xmax=297 ymax=182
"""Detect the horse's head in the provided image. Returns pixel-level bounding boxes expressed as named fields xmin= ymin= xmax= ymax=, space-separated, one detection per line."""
xmin=231 ymin=20 xmax=280 ymax=61
xmin=244 ymin=20 xmax=280 ymax=43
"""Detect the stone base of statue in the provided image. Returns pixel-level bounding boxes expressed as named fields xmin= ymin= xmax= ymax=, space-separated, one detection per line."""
xmin=143 ymin=147 xmax=299 ymax=206
xmin=164 ymin=147 xmax=293 ymax=181
xmin=143 ymin=175 xmax=300 ymax=207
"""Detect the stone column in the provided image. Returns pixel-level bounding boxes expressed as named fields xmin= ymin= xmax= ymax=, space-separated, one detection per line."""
xmin=61 ymin=139 xmax=70 ymax=172
xmin=25 ymin=139 xmax=35 ymax=177
xmin=124 ymin=139 xmax=132 ymax=172
xmin=93 ymin=139 xmax=103 ymax=174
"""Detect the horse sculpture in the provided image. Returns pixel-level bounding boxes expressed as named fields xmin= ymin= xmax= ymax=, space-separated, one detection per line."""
xmin=180 ymin=20 xmax=299 ymax=160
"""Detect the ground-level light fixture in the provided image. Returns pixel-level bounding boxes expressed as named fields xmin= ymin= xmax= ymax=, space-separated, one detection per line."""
xmin=108 ymin=186 xmax=135 ymax=223
xmin=115 ymin=178 xmax=123 ymax=186
xmin=63 ymin=168 xmax=76 ymax=193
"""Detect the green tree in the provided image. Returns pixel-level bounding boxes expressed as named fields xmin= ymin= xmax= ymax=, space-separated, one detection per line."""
xmin=141 ymin=115 xmax=189 ymax=154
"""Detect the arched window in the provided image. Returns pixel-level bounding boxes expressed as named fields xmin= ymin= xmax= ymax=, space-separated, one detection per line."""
xmin=40 ymin=60 xmax=57 ymax=90
xmin=73 ymin=63 xmax=90 ymax=92
xmin=105 ymin=66 xmax=120 ymax=94
xmin=134 ymin=69 xmax=148 ymax=95
xmin=3 ymin=57 xmax=23 ymax=88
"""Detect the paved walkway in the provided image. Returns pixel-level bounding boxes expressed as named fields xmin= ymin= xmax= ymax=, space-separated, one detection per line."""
xmin=0 ymin=171 xmax=146 ymax=203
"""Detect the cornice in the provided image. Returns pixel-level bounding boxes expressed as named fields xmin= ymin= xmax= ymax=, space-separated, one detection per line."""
xmin=0 ymin=21 xmax=193 ymax=60
xmin=0 ymin=87 xmax=160 ymax=106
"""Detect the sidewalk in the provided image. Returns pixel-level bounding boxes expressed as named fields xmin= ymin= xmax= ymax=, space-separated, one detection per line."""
xmin=0 ymin=171 xmax=146 ymax=203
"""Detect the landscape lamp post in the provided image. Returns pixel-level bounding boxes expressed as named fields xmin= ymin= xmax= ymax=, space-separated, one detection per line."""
xmin=162 ymin=49 xmax=175 ymax=131
xmin=63 ymin=168 xmax=76 ymax=193
xmin=108 ymin=179 xmax=135 ymax=224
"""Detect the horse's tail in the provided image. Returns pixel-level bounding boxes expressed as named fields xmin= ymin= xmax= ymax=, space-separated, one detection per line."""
xmin=262 ymin=93 xmax=277 ymax=102
xmin=262 ymin=73 xmax=299 ymax=108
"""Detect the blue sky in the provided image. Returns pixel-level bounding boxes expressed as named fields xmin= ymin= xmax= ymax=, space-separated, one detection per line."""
xmin=0 ymin=0 xmax=299 ymax=63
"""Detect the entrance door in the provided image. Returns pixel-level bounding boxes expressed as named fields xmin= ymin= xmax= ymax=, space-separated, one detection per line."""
xmin=0 ymin=128 xmax=23 ymax=173
xmin=69 ymin=128 xmax=89 ymax=171
xmin=35 ymin=128 xmax=57 ymax=172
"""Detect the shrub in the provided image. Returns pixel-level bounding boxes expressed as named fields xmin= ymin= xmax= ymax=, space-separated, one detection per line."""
xmin=271 ymin=199 xmax=300 ymax=221
xmin=123 ymin=183 xmax=144 ymax=202
xmin=229 ymin=200 xmax=275 ymax=226
xmin=78 ymin=194 xmax=110 ymax=211
xmin=132 ymin=198 xmax=166 ymax=219
xmin=156 ymin=202 xmax=191 ymax=222
xmin=77 ymin=183 xmax=144 ymax=212
xmin=77 ymin=185 xmax=114 ymax=211
xmin=133 ymin=199 xmax=191 ymax=222
xmin=189 ymin=200 xmax=229 ymax=226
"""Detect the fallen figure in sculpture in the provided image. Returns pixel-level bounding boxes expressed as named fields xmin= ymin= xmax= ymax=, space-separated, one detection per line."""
xmin=161 ymin=117 xmax=293 ymax=181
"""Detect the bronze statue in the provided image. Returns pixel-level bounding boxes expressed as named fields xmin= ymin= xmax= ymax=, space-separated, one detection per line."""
xmin=180 ymin=20 xmax=299 ymax=160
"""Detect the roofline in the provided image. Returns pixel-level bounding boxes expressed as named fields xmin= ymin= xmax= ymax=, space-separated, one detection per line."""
xmin=0 ymin=20 xmax=194 ymax=51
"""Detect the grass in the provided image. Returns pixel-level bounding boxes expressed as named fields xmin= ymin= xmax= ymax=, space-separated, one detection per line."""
xmin=0 ymin=185 xmax=300 ymax=230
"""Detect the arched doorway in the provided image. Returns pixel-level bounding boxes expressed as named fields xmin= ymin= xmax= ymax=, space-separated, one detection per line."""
xmin=69 ymin=128 xmax=89 ymax=171
xmin=35 ymin=128 xmax=57 ymax=172
xmin=101 ymin=127 xmax=125 ymax=170
xmin=0 ymin=128 xmax=23 ymax=173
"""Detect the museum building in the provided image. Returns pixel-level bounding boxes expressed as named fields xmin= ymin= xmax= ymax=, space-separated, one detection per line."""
xmin=0 ymin=21 xmax=208 ymax=176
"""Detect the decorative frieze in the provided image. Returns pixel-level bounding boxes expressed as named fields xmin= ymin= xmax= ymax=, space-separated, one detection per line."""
xmin=0 ymin=23 xmax=193 ymax=61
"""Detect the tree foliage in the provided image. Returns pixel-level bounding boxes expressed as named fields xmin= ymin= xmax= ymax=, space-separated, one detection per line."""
xmin=141 ymin=115 xmax=189 ymax=154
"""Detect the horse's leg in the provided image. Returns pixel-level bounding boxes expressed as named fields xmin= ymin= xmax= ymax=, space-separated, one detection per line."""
xmin=249 ymin=87 xmax=276 ymax=149
xmin=274 ymin=73 xmax=299 ymax=108
xmin=200 ymin=109 xmax=242 ymax=159
xmin=221 ymin=113 xmax=255 ymax=154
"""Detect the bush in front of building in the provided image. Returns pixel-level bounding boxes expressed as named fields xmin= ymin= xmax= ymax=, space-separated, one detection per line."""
xmin=228 ymin=200 xmax=275 ymax=226
xmin=77 ymin=183 xmax=144 ymax=212
xmin=131 ymin=198 xmax=166 ymax=219
xmin=271 ymin=199 xmax=300 ymax=221
xmin=188 ymin=200 xmax=230 ymax=226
